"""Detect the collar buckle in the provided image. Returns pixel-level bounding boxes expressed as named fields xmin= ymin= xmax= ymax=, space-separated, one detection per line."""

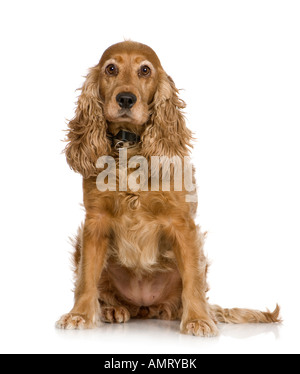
xmin=112 ymin=130 xmax=141 ymax=149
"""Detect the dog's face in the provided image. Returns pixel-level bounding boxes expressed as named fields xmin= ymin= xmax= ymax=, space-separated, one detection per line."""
xmin=98 ymin=42 xmax=162 ymax=126
xmin=65 ymin=41 xmax=191 ymax=178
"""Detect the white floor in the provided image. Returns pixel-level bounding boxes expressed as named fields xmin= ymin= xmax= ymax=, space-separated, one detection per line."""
xmin=53 ymin=319 xmax=287 ymax=355
xmin=1 ymin=305 xmax=297 ymax=354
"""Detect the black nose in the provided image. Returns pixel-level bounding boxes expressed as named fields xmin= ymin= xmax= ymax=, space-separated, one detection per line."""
xmin=116 ymin=92 xmax=137 ymax=109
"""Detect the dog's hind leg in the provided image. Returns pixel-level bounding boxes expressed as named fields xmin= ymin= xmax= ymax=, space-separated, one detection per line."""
xmin=97 ymin=270 xmax=133 ymax=323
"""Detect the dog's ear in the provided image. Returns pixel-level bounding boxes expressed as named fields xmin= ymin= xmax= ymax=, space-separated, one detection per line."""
xmin=141 ymin=71 xmax=192 ymax=159
xmin=64 ymin=66 xmax=111 ymax=178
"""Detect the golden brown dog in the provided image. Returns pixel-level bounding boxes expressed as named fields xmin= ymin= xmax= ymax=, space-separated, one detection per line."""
xmin=56 ymin=41 xmax=280 ymax=336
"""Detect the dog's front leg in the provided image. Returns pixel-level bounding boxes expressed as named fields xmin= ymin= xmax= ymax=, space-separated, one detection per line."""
xmin=165 ymin=220 xmax=218 ymax=337
xmin=56 ymin=218 xmax=110 ymax=330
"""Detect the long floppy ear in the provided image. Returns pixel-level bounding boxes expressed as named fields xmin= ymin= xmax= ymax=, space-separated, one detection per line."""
xmin=64 ymin=66 xmax=110 ymax=178
xmin=141 ymin=71 xmax=193 ymax=159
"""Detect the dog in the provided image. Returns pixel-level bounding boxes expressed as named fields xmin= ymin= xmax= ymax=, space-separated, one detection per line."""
xmin=56 ymin=41 xmax=280 ymax=336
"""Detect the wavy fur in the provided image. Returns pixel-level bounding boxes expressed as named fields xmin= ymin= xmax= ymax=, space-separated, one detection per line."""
xmin=142 ymin=73 xmax=192 ymax=159
xmin=64 ymin=66 xmax=111 ymax=178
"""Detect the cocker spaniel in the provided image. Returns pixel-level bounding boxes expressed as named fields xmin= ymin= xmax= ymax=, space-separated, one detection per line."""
xmin=56 ymin=41 xmax=280 ymax=336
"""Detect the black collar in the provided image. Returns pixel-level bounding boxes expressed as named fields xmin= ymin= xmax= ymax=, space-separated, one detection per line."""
xmin=111 ymin=130 xmax=141 ymax=148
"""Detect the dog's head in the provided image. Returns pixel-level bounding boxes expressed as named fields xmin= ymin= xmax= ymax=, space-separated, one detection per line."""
xmin=99 ymin=42 xmax=161 ymax=126
xmin=65 ymin=41 xmax=192 ymax=178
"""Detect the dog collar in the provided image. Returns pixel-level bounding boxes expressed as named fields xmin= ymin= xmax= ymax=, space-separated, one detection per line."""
xmin=111 ymin=130 xmax=141 ymax=149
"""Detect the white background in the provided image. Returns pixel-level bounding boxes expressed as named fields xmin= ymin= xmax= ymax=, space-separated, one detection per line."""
xmin=0 ymin=0 xmax=299 ymax=354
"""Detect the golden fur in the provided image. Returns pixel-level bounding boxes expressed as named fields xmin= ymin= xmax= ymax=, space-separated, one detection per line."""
xmin=56 ymin=41 xmax=280 ymax=336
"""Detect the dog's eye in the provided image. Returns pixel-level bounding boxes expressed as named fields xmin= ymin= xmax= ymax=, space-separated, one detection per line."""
xmin=105 ymin=64 xmax=118 ymax=76
xmin=139 ymin=65 xmax=151 ymax=77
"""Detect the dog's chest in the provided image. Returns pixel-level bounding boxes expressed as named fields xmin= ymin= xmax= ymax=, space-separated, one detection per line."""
xmin=111 ymin=209 xmax=163 ymax=270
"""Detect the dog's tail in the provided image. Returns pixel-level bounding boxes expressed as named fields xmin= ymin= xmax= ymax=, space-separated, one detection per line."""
xmin=210 ymin=303 xmax=281 ymax=324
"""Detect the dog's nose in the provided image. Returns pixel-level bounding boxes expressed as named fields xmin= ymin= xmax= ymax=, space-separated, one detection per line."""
xmin=116 ymin=92 xmax=137 ymax=109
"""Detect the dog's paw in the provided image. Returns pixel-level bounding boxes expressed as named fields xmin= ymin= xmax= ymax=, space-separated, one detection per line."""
xmin=146 ymin=304 xmax=179 ymax=320
xmin=100 ymin=306 xmax=130 ymax=323
xmin=181 ymin=318 xmax=219 ymax=337
xmin=55 ymin=313 xmax=92 ymax=330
